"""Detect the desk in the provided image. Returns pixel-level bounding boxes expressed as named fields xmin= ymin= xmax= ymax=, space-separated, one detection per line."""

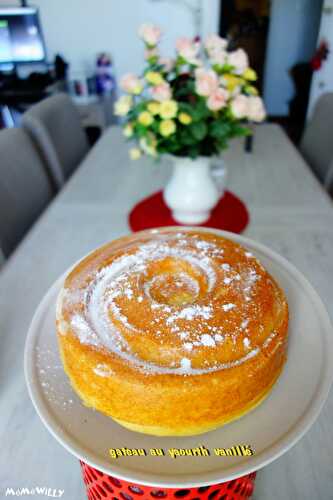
xmin=0 ymin=125 xmax=332 ymax=499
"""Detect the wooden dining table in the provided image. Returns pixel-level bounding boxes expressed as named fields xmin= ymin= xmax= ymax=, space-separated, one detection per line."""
xmin=0 ymin=124 xmax=332 ymax=499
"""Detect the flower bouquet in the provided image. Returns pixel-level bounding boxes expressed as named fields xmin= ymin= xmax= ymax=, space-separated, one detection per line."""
xmin=115 ymin=24 xmax=266 ymax=223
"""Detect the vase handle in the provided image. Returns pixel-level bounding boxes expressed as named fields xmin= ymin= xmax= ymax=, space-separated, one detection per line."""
xmin=211 ymin=161 xmax=227 ymax=197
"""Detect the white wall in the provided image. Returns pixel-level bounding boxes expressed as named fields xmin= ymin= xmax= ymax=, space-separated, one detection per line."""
xmin=308 ymin=0 xmax=333 ymax=118
xmin=263 ymin=0 xmax=323 ymax=116
xmin=0 ymin=0 xmax=220 ymax=81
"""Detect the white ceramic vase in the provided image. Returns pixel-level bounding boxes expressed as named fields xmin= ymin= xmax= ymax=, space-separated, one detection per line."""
xmin=163 ymin=156 xmax=220 ymax=225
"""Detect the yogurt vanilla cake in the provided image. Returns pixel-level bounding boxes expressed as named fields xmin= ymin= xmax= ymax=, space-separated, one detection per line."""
xmin=56 ymin=228 xmax=288 ymax=436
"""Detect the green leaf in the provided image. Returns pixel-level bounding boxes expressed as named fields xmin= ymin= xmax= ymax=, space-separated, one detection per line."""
xmin=209 ymin=121 xmax=231 ymax=139
xmin=179 ymin=129 xmax=196 ymax=146
xmin=158 ymin=136 xmax=181 ymax=154
xmin=178 ymin=102 xmax=194 ymax=115
xmin=189 ymin=121 xmax=208 ymax=141
xmin=221 ymin=63 xmax=235 ymax=73
xmin=187 ymin=145 xmax=200 ymax=159
xmin=150 ymin=120 xmax=161 ymax=134
xmin=229 ymin=123 xmax=251 ymax=138
xmin=191 ymin=99 xmax=210 ymax=121
xmin=212 ymin=64 xmax=224 ymax=75
xmin=134 ymin=123 xmax=148 ymax=137
xmin=215 ymin=138 xmax=228 ymax=150
xmin=128 ymin=101 xmax=147 ymax=120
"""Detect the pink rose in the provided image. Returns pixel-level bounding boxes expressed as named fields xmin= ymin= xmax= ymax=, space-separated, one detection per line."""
xmin=176 ymin=37 xmax=200 ymax=65
xmin=230 ymin=94 xmax=249 ymax=119
xmin=205 ymin=34 xmax=228 ymax=67
xmin=205 ymin=34 xmax=228 ymax=54
xmin=247 ymin=96 xmax=266 ymax=122
xmin=120 ymin=73 xmax=143 ymax=94
xmin=228 ymin=49 xmax=249 ymax=75
xmin=138 ymin=24 xmax=161 ymax=46
xmin=207 ymin=88 xmax=229 ymax=111
xmin=195 ymin=68 xmax=219 ymax=97
xmin=150 ymin=82 xmax=172 ymax=102
xmin=209 ymin=49 xmax=227 ymax=67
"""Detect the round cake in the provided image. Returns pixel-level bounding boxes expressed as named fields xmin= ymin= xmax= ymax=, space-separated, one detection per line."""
xmin=56 ymin=228 xmax=288 ymax=436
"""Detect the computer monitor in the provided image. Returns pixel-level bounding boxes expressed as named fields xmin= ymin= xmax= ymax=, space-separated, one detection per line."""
xmin=0 ymin=7 xmax=46 ymax=68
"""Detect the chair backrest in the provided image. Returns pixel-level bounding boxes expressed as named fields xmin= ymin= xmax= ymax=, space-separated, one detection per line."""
xmin=22 ymin=93 xmax=90 ymax=189
xmin=0 ymin=128 xmax=54 ymax=257
xmin=300 ymin=92 xmax=333 ymax=184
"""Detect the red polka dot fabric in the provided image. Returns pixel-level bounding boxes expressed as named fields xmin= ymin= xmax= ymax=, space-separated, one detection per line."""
xmin=80 ymin=461 xmax=256 ymax=500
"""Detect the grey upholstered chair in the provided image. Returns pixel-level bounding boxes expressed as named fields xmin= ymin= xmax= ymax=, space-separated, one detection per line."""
xmin=22 ymin=93 xmax=90 ymax=189
xmin=300 ymin=93 xmax=333 ymax=186
xmin=0 ymin=247 xmax=4 ymax=269
xmin=0 ymin=128 xmax=54 ymax=257
xmin=325 ymin=158 xmax=333 ymax=199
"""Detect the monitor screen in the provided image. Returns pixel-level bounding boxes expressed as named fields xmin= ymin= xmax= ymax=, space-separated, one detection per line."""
xmin=0 ymin=7 xmax=46 ymax=65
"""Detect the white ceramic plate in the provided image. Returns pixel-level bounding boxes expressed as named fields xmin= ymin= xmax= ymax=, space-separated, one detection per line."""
xmin=24 ymin=228 xmax=333 ymax=487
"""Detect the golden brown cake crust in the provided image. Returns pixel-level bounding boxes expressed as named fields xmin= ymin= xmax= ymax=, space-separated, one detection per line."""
xmin=56 ymin=229 xmax=288 ymax=436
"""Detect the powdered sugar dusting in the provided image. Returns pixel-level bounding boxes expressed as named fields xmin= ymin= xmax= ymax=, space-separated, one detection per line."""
xmin=223 ymin=303 xmax=236 ymax=312
xmin=93 ymin=364 xmax=114 ymax=377
xmin=180 ymin=357 xmax=191 ymax=372
xmin=263 ymin=330 xmax=277 ymax=348
xmin=166 ymin=305 xmax=212 ymax=324
xmin=200 ymin=334 xmax=216 ymax=347
xmin=71 ymin=315 xmax=100 ymax=347
xmin=243 ymin=337 xmax=251 ymax=349
xmin=59 ymin=232 xmax=273 ymax=376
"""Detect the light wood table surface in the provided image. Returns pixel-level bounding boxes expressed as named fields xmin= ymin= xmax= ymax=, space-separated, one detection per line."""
xmin=0 ymin=124 xmax=332 ymax=499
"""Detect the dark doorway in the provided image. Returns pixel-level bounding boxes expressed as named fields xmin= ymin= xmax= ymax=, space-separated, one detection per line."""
xmin=219 ymin=0 xmax=270 ymax=92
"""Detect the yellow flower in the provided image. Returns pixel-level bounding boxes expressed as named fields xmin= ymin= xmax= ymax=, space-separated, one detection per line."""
xmin=159 ymin=119 xmax=176 ymax=137
xmin=114 ymin=95 xmax=133 ymax=116
xmin=138 ymin=111 xmax=154 ymax=126
xmin=159 ymin=100 xmax=178 ymax=119
xmin=147 ymin=101 xmax=161 ymax=115
xmin=222 ymin=74 xmax=243 ymax=92
xmin=178 ymin=112 xmax=192 ymax=125
xmin=145 ymin=71 xmax=164 ymax=86
xmin=123 ymin=123 xmax=134 ymax=137
xmin=129 ymin=147 xmax=142 ymax=160
xmin=132 ymin=83 xmax=144 ymax=95
xmin=243 ymin=68 xmax=257 ymax=81
xmin=245 ymin=85 xmax=259 ymax=96
xmin=140 ymin=136 xmax=157 ymax=156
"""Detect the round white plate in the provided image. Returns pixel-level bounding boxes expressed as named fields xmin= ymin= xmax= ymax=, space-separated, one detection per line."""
xmin=24 ymin=228 xmax=333 ymax=487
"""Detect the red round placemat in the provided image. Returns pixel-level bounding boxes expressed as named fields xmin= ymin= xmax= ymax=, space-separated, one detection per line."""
xmin=129 ymin=190 xmax=249 ymax=233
